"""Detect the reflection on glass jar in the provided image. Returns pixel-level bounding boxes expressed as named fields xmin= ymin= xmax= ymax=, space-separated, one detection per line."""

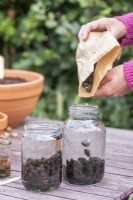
xmin=0 ymin=139 xmax=11 ymax=178
xmin=63 ymin=104 xmax=106 ymax=185
xmin=21 ymin=121 xmax=62 ymax=192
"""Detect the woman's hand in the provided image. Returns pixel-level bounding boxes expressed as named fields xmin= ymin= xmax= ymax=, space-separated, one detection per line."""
xmin=78 ymin=18 xmax=126 ymax=41
xmin=93 ymin=65 xmax=129 ymax=98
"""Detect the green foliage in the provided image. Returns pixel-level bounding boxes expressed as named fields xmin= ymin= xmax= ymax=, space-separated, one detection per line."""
xmin=128 ymin=194 xmax=133 ymax=200
xmin=0 ymin=0 xmax=133 ymax=129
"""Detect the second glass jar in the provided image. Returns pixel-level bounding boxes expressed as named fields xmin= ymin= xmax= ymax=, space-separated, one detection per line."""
xmin=21 ymin=121 xmax=62 ymax=192
xmin=62 ymin=104 xmax=106 ymax=185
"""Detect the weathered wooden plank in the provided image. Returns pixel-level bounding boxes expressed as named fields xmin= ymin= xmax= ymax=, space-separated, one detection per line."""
xmin=14 ymin=117 xmax=133 ymax=140
xmin=106 ymin=141 xmax=133 ymax=149
xmin=11 ymin=153 xmax=21 ymax=162
xmin=3 ymin=179 xmax=132 ymax=200
xmin=0 ymin=194 xmax=25 ymax=200
xmin=8 ymin=168 xmax=132 ymax=198
xmin=97 ymin=179 xmax=133 ymax=193
xmin=11 ymin=155 xmax=133 ymax=178
xmin=104 ymin=173 xmax=133 ymax=186
xmin=6 ymin=178 xmax=124 ymax=199
xmin=106 ymin=152 xmax=133 ymax=163
xmin=96 ymin=180 xmax=130 ymax=191
xmin=10 ymin=127 xmax=133 ymax=159
xmin=106 ymin=147 xmax=133 ymax=156
xmin=105 ymin=166 xmax=133 ymax=177
xmin=0 ymin=186 xmax=72 ymax=200
xmin=9 ymin=170 xmax=132 ymax=194
xmin=107 ymin=138 xmax=133 ymax=145
xmin=106 ymin=159 xmax=133 ymax=170
xmin=11 ymin=147 xmax=133 ymax=167
xmin=5 ymin=170 xmax=133 ymax=200
xmin=106 ymin=128 xmax=133 ymax=137
xmin=10 ymin=124 xmax=133 ymax=149
xmin=1 ymin=169 xmax=124 ymax=199
xmin=11 ymin=158 xmax=133 ymax=176
xmin=60 ymin=183 xmax=127 ymax=199
xmin=0 ymin=185 xmax=113 ymax=200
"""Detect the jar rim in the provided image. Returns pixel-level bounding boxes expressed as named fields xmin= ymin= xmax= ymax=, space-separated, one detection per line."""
xmin=69 ymin=104 xmax=99 ymax=110
xmin=69 ymin=104 xmax=100 ymax=119
xmin=25 ymin=120 xmax=61 ymax=128
xmin=24 ymin=120 xmax=62 ymax=141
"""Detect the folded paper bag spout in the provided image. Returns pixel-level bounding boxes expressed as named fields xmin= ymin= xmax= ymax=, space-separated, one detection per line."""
xmin=0 ymin=112 xmax=8 ymax=131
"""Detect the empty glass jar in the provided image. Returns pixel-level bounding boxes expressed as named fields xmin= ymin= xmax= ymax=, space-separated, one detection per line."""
xmin=0 ymin=139 xmax=11 ymax=178
xmin=63 ymin=104 xmax=106 ymax=185
xmin=21 ymin=121 xmax=62 ymax=191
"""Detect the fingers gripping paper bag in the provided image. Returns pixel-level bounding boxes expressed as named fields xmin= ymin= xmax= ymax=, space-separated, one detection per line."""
xmin=76 ymin=31 xmax=121 ymax=97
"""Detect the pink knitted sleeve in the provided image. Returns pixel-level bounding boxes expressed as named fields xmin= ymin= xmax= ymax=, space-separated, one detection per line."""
xmin=115 ymin=13 xmax=133 ymax=90
xmin=123 ymin=61 xmax=133 ymax=90
xmin=115 ymin=12 xmax=133 ymax=46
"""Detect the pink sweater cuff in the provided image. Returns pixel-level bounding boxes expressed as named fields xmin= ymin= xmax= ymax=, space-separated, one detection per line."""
xmin=123 ymin=61 xmax=133 ymax=90
xmin=115 ymin=12 xmax=133 ymax=46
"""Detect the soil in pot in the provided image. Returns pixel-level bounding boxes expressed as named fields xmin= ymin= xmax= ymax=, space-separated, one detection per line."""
xmin=0 ymin=77 xmax=27 ymax=85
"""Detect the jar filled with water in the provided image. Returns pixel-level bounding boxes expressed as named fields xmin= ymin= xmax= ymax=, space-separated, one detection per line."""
xmin=0 ymin=139 xmax=11 ymax=178
xmin=63 ymin=104 xmax=106 ymax=185
xmin=21 ymin=121 xmax=62 ymax=191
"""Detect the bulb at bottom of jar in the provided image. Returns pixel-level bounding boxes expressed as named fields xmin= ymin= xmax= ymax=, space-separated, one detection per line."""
xmin=0 ymin=155 xmax=11 ymax=178
xmin=22 ymin=150 xmax=62 ymax=192
xmin=63 ymin=156 xmax=105 ymax=185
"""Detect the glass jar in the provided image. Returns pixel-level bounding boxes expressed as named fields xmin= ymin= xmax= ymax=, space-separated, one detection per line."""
xmin=0 ymin=139 xmax=11 ymax=178
xmin=21 ymin=121 xmax=62 ymax=192
xmin=62 ymin=104 xmax=106 ymax=185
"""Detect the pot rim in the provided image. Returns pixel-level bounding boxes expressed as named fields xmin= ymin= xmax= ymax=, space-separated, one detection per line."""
xmin=0 ymin=69 xmax=44 ymax=100
xmin=0 ymin=69 xmax=44 ymax=88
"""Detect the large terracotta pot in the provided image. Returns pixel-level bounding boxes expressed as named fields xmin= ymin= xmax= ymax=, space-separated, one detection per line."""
xmin=0 ymin=69 xmax=44 ymax=127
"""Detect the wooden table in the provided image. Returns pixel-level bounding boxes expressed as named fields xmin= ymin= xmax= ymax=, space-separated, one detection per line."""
xmin=0 ymin=117 xmax=133 ymax=200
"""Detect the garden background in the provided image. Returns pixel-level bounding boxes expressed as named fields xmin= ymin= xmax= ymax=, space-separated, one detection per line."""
xmin=0 ymin=0 xmax=133 ymax=129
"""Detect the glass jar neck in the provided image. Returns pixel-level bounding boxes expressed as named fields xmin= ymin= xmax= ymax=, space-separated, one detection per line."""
xmin=69 ymin=104 xmax=99 ymax=120
xmin=24 ymin=121 xmax=61 ymax=141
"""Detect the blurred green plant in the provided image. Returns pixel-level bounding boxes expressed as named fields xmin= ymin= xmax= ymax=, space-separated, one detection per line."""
xmin=128 ymin=194 xmax=133 ymax=200
xmin=0 ymin=0 xmax=133 ymax=129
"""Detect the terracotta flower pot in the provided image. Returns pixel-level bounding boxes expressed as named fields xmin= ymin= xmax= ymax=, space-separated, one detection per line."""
xmin=0 ymin=69 xmax=44 ymax=127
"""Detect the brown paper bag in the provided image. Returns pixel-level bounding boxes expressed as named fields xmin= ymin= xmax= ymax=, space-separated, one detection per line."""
xmin=76 ymin=31 xmax=121 ymax=97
